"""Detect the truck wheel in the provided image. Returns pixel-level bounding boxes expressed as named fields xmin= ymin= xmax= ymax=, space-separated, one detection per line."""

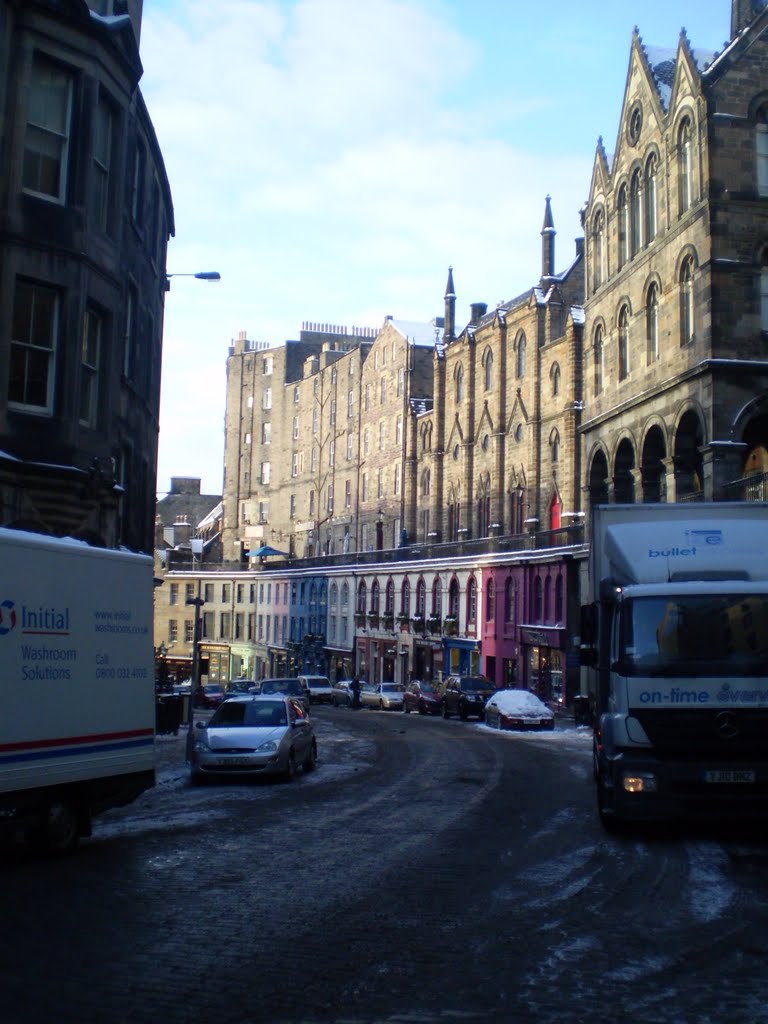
xmin=29 ymin=799 xmax=80 ymax=856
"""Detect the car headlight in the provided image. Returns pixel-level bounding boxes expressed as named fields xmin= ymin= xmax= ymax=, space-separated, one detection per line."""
xmin=194 ymin=734 xmax=210 ymax=752
xmin=256 ymin=739 xmax=278 ymax=753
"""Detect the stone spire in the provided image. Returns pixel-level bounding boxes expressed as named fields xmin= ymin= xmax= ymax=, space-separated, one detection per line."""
xmin=443 ymin=266 xmax=456 ymax=343
xmin=541 ymin=195 xmax=556 ymax=280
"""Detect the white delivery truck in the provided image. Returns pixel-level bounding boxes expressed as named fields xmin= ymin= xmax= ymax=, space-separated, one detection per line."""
xmin=579 ymin=503 xmax=768 ymax=830
xmin=0 ymin=528 xmax=155 ymax=853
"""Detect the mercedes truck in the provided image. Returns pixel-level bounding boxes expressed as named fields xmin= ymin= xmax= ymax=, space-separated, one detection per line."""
xmin=579 ymin=503 xmax=768 ymax=829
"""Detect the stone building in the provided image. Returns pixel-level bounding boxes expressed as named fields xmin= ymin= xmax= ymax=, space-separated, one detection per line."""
xmin=582 ymin=0 xmax=768 ymax=507
xmin=416 ymin=199 xmax=585 ymax=548
xmin=0 ymin=0 xmax=173 ymax=553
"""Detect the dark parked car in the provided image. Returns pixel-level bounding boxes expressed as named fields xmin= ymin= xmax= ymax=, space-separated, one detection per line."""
xmin=195 ymin=683 xmax=227 ymax=709
xmin=258 ymin=678 xmax=310 ymax=713
xmin=441 ymin=675 xmax=496 ymax=720
xmin=403 ymin=680 xmax=442 ymax=715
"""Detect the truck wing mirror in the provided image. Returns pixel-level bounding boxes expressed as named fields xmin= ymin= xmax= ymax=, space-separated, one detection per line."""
xmin=579 ymin=604 xmax=598 ymax=667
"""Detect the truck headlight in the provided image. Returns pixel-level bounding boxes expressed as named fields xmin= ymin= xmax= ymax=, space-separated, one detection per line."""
xmin=622 ymin=773 xmax=657 ymax=793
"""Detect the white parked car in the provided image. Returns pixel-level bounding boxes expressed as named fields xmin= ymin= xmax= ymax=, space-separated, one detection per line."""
xmin=299 ymin=675 xmax=334 ymax=705
xmin=484 ymin=689 xmax=555 ymax=731
xmin=189 ymin=695 xmax=317 ymax=782
xmin=360 ymin=682 xmax=405 ymax=711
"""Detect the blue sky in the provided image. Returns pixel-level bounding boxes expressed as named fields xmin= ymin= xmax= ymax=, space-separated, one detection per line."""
xmin=140 ymin=0 xmax=733 ymax=496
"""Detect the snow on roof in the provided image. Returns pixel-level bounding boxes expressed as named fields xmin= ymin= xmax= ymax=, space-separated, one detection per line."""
xmin=570 ymin=306 xmax=585 ymax=325
xmin=88 ymin=11 xmax=133 ymax=32
xmin=643 ymin=44 xmax=718 ymax=110
xmin=389 ymin=318 xmax=443 ymax=348
xmin=410 ymin=397 xmax=433 ymax=416
xmin=197 ymin=501 xmax=223 ymax=530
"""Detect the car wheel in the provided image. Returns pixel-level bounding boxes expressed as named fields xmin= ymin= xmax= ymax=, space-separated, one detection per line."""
xmin=459 ymin=702 xmax=468 ymax=721
xmin=284 ymin=750 xmax=297 ymax=782
xmin=442 ymin=700 xmax=450 ymax=718
xmin=190 ymin=768 xmax=207 ymax=786
xmin=28 ymin=799 xmax=80 ymax=856
xmin=403 ymin=701 xmax=410 ymax=714
xmin=303 ymin=739 xmax=317 ymax=773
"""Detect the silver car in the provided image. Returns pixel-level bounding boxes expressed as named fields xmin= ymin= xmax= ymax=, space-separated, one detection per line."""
xmin=360 ymin=682 xmax=405 ymax=711
xmin=189 ymin=695 xmax=317 ymax=782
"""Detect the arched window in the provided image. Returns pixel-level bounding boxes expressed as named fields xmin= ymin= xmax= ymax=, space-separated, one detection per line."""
xmin=593 ymin=324 xmax=604 ymax=395
xmin=421 ymin=468 xmax=431 ymax=497
xmin=431 ymin=577 xmax=441 ymax=617
xmin=591 ymin=208 xmax=605 ymax=291
xmin=467 ymin=577 xmax=477 ymax=624
xmin=357 ymin=581 xmax=366 ymax=613
xmin=758 ymin=104 xmax=768 ymax=197
xmin=515 ymin=331 xmax=526 ymax=378
xmin=341 ymin=582 xmax=349 ymax=608
xmin=483 ymin=348 xmax=493 ymax=391
xmin=455 ymin=363 xmax=464 ymax=402
xmin=630 ymin=169 xmax=642 ymax=257
xmin=416 ymin=578 xmax=426 ymax=617
xmin=330 ymin=582 xmax=338 ymax=606
xmin=504 ymin=578 xmax=515 ymax=622
xmin=618 ymin=305 xmax=630 ymax=381
xmin=551 ymin=363 xmax=561 ymax=397
xmin=617 ymin=184 xmax=629 ymax=268
xmin=486 ymin=580 xmax=495 ymax=621
xmin=646 ymin=283 xmax=659 ymax=363
xmin=645 ymin=153 xmax=658 ymax=241
xmin=400 ymin=579 xmax=410 ymax=616
xmin=370 ymin=580 xmax=380 ymax=613
xmin=678 ymin=117 xmax=692 ymax=214
xmin=550 ymin=428 xmax=560 ymax=464
xmin=680 ymin=257 xmax=695 ymax=345
xmin=533 ymin=576 xmax=543 ymax=621
xmin=761 ymin=249 xmax=768 ymax=333
xmin=477 ymin=474 xmax=491 ymax=538
xmin=555 ymin=576 xmax=564 ymax=622
xmin=385 ymin=580 xmax=394 ymax=615
xmin=448 ymin=578 xmax=459 ymax=619
xmin=544 ymin=576 xmax=552 ymax=621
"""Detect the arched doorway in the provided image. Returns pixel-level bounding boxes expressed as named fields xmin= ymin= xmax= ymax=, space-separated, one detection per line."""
xmin=641 ymin=425 xmax=666 ymax=503
xmin=673 ymin=411 xmax=704 ymax=500
xmin=588 ymin=450 xmax=609 ymax=505
xmin=614 ymin=439 xmax=636 ymax=503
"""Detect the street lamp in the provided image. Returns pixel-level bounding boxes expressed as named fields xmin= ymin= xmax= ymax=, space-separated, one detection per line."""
xmin=164 ymin=271 xmax=221 ymax=292
xmin=185 ymin=591 xmax=205 ymax=728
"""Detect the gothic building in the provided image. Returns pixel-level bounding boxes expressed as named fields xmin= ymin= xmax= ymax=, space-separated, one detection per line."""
xmin=0 ymin=0 xmax=173 ymax=553
xmin=582 ymin=0 xmax=768 ymax=507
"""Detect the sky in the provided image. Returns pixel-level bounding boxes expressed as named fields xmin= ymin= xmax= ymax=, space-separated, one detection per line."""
xmin=139 ymin=0 xmax=735 ymax=498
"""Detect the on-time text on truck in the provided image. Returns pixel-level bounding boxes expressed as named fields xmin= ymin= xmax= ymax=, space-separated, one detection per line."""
xmin=579 ymin=503 xmax=768 ymax=829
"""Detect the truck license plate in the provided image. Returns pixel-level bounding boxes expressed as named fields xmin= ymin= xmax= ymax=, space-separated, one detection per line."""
xmin=703 ymin=769 xmax=755 ymax=784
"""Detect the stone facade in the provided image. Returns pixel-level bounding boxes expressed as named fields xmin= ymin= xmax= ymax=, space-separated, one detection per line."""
xmin=581 ymin=6 xmax=768 ymax=507
xmin=0 ymin=0 xmax=172 ymax=553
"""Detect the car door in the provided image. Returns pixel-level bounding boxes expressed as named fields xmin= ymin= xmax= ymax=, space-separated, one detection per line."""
xmin=288 ymin=698 xmax=311 ymax=761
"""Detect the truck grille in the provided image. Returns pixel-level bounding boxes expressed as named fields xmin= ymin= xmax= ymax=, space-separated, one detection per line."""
xmin=635 ymin=707 xmax=768 ymax=762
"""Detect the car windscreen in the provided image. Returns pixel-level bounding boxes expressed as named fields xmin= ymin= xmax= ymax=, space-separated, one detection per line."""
xmin=619 ymin=594 xmax=768 ymax=676
xmin=381 ymin=684 xmax=404 ymax=692
xmin=210 ymin=700 xmax=287 ymax=727
xmin=261 ymin=680 xmax=299 ymax=694
xmin=460 ymin=679 xmax=492 ymax=691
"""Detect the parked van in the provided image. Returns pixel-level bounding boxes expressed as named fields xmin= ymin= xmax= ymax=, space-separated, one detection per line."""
xmin=298 ymin=675 xmax=334 ymax=705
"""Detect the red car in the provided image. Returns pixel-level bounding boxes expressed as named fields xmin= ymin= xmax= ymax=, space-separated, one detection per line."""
xmin=403 ymin=680 xmax=442 ymax=715
xmin=195 ymin=684 xmax=227 ymax=709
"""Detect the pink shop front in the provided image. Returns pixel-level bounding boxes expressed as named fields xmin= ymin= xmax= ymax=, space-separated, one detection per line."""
xmin=519 ymin=625 xmax=566 ymax=708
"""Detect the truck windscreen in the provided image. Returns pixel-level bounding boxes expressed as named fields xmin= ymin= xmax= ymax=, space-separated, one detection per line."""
xmin=619 ymin=594 xmax=768 ymax=677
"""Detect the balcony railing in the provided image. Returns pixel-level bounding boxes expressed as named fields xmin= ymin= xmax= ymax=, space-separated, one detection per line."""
xmin=722 ymin=473 xmax=768 ymax=502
